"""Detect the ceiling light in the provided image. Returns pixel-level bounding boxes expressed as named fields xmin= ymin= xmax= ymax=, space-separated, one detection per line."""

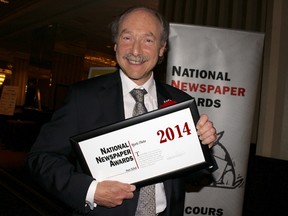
xmin=0 ymin=74 xmax=6 ymax=85
xmin=0 ymin=0 xmax=9 ymax=4
xmin=0 ymin=62 xmax=13 ymax=85
xmin=0 ymin=62 xmax=12 ymax=74
xmin=84 ymin=55 xmax=116 ymax=67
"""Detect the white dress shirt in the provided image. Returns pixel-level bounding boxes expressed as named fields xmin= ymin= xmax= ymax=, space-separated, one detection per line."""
xmin=86 ymin=70 xmax=167 ymax=213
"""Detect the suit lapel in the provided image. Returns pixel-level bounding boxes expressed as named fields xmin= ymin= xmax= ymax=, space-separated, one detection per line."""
xmin=97 ymin=71 xmax=125 ymax=123
xmin=156 ymin=82 xmax=173 ymax=108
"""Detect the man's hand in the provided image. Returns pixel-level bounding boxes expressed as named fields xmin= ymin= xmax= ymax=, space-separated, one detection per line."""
xmin=196 ymin=114 xmax=217 ymax=148
xmin=94 ymin=180 xmax=136 ymax=208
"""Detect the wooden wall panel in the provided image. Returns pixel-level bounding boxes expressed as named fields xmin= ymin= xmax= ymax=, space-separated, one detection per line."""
xmin=9 ymin=58 xmax=29 ymax=106
xmin=52 ymin=52 xmax=84 ymax=86
xmin=159 ymin=0 xmax=267 ymax=32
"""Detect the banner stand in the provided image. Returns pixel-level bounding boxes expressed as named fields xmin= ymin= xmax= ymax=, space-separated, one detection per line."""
xmin=166 ymin=23 xmax=264 ymax=216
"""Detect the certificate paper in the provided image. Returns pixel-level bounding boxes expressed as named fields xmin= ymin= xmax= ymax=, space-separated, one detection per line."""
xmin=70 ymin=99 xmax=214 ymax=186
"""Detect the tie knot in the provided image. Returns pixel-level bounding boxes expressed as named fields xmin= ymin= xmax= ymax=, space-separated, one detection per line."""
xmin=130 ymin=88 xmax=147 ymax=103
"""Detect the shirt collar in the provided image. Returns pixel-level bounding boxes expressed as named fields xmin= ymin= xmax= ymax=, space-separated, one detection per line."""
xmin=120 ymin=70 xmax=156 ymax=98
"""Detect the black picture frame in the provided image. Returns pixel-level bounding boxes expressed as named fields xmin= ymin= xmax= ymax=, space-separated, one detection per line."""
xmin=70 ymin=99 xmax=214 ymax=187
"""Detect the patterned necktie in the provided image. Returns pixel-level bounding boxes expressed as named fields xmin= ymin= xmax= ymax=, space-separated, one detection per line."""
xmin=130 ymin=88 xmax=156 ymax=216
xmin=130 ymin=88 xmax=148 ymax=116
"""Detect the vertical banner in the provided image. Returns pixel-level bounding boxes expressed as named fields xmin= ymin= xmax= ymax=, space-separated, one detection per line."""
xmin=166 ymin=23 xmax=264 ymax=216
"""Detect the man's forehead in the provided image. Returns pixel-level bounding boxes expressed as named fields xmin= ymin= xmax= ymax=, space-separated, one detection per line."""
xmin=119 ymin=28 xmax=156 ymax=37
xmin=118 ymin=11 xmax=161 ymax=35
xmin=120 ymin=9 xmax=160 ymax=25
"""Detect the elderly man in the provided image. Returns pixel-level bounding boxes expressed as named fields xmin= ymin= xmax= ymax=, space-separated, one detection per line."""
xmin=27 ymin=6 xmax=216 ymax=216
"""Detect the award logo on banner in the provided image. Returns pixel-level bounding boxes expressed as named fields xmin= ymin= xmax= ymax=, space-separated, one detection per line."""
xmin=166 ymin=23 xmax=264 ymax=216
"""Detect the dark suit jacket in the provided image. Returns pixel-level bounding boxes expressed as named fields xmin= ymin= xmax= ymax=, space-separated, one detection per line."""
xmin=27 ymin=71 xmax=200 ymax=216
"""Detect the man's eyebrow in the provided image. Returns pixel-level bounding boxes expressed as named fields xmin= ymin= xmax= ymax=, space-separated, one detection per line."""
xmin=144 ymin=32 xmax=156 ymax=38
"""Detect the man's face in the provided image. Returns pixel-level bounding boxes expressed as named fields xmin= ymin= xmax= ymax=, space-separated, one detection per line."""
xmin=114 ymin=9 xmax=166 ymax=85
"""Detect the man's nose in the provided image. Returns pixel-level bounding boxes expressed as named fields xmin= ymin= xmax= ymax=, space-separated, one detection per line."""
xmin=131 ymin=40 xmax=141 ymax=56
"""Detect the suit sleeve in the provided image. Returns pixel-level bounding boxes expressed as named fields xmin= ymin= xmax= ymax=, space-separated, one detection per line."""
xmin=26 ymin=86 xmax=95 ymax=213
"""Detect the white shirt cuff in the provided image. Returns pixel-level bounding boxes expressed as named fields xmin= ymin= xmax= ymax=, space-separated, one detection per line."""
xmin=85 ymin=180 xmax=98 ymax=210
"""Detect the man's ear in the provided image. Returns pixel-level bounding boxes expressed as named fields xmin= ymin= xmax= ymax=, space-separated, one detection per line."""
xmin=159 ymin=42 xmax=167 ymax=57
xmin=114 ymin=44 xmax=117 ymax=52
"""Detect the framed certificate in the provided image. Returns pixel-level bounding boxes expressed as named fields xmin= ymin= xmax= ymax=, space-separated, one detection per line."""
xmin=70 ymin=99 xmax=214 ymax=186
